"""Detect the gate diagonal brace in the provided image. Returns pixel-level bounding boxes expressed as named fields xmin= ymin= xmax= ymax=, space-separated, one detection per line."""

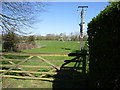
xmin=37 ymin=56 xmax=60 ymax=71
xmin=1 ymin=56 xmax=34 ymax=77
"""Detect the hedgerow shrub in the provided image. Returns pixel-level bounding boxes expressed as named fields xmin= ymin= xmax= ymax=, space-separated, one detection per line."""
xmin=87 ymin=2 xmax=120 ymax=88
xmin=2 ymin=31 xmax=19 ymax=52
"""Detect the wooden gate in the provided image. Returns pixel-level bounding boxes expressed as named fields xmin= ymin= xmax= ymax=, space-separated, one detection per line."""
xmin=0 ymin=52 xmax=88 ymax=81
xmin=0 ymin=53 xmax=68 ymax=81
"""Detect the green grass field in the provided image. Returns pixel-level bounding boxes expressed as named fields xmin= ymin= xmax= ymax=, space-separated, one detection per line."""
xmin=22 ymin=40 xmax=83 ymax=53
xmin=1 ymin=40 xmax=88 ymax=88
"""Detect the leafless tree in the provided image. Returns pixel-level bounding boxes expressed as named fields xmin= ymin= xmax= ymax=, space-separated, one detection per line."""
xmin=0 ymin=2 xmax=45 ymax=34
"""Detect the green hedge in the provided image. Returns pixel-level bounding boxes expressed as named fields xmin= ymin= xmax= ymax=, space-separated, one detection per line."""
xmin=87 ymin=2 xmax=120 ymax=88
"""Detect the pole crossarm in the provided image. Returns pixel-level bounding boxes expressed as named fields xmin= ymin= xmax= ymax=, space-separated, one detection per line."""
xmin=78 ymin=6 xmax=88 ymax=8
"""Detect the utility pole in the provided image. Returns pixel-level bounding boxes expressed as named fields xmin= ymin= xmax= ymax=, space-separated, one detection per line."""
xmin=78 ymin=6 xmax=88 ymax=50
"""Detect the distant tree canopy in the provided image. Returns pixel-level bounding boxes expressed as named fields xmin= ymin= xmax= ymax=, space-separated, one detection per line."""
xmin=35 ymin=33 xmax=87 ymax=41
xmin=87 ymin=2 xmax=120 ymax=88
xmin=27 ymin=35 xmax=35 ymax=42
xmin=27 ymin=35 xmax=36 ymax=45
xmin=1 ymin=2 xmax=45 ymax=33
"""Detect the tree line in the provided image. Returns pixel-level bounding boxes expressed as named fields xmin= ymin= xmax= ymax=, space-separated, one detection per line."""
xmin=35 ymin=33 xmax=88 ymax=41
xmin=1 ymin=31 xmax=88 ymax=52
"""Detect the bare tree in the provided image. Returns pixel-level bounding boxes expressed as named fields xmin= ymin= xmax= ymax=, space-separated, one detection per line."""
xmin=0 ymin=2 xmax=45 ymax=34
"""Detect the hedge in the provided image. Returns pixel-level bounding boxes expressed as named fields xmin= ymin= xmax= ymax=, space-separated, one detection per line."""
xmin=87 ymin=2 xmax=120 ymax=88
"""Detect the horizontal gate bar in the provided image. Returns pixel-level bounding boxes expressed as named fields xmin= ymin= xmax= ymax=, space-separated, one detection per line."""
xmin=0 ymin=65 xmax=53 ymax=68
xmin=2 ymin=75 xmax=54 ymax=81
xmin=1 ymin=53 xmax=68 ymax=56
xmin=0 ymin=59 xmax=65 ymax=62
xmin=0 ymin=70 xmax=57 ymax=74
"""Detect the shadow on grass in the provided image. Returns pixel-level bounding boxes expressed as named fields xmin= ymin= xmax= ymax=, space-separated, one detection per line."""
xmin=61 ymin=48 xmax=71 ymax=50
xmin=53 ymin=50 xmax=89 ymax=89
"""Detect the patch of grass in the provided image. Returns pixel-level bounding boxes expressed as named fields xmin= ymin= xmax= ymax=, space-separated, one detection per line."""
xmin=50 ymin=62 xmax=65 ymax=66
xmin=22 ymin=40 xmax=81 ymax=53
xmin=3 ymin=55 xmax=29 ymax=59
xmin=38 ymin=68 xmax=51 ymax=72
xmin=1 ymin=61 xmax=9 ymax=64
xmin=41 ymin=56 xmax=74 ymax=60
xmin=21 ymin=61 xmax=51 ymax=66
xmin=2 ymin=78 xmax=52 ymax=88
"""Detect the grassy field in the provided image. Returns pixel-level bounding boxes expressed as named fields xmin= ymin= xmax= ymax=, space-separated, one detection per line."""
xmin=22 ymin=40 xmax=83 ymax=53
xmin=1 ymin=40 xmax=88 ymax=88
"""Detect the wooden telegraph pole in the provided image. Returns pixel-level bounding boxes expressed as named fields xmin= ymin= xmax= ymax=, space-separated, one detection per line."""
xmin=78 ymin=6 xmax=88 ymax=50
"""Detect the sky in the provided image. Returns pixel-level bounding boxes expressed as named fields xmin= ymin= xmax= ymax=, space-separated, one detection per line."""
xmin=29 ymin=2 xmax=110 ymax=36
